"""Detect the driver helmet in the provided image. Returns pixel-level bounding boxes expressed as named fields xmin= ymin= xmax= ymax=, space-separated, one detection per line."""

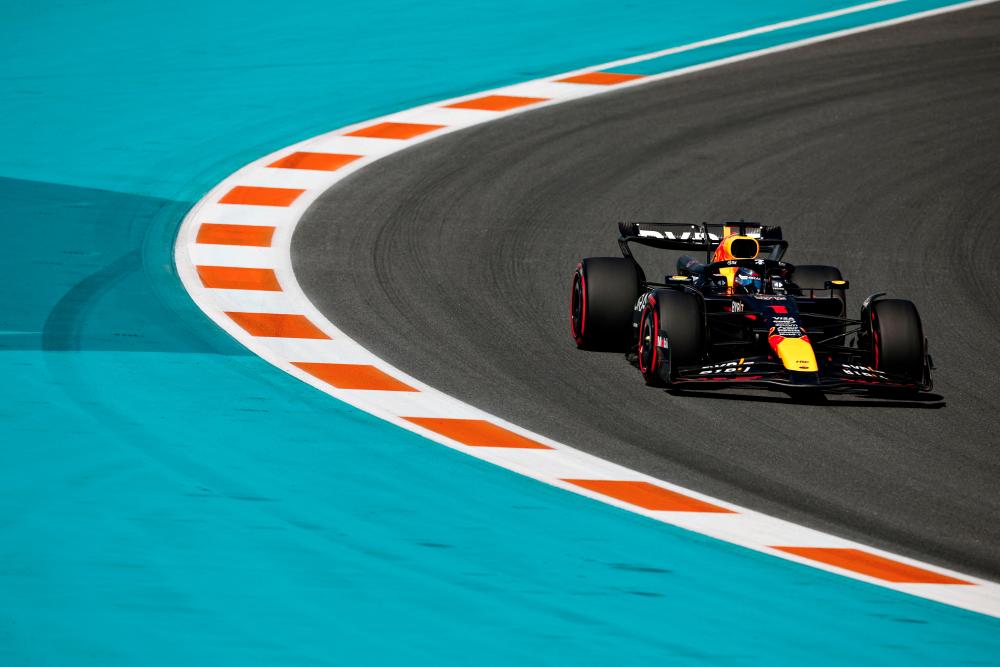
xmin=734 ymin=267 xmax=763 ymax=294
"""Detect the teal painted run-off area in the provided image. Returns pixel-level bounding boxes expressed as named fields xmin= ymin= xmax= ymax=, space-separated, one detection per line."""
xmin=1 ymin=0 xmax=998 ymax=663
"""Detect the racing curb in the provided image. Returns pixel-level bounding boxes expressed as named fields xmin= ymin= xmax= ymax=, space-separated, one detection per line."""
xmin=174 ymin=0 xmax=1000 ymax=618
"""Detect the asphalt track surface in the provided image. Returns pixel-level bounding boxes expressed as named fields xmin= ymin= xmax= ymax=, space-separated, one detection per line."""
xmin=294 ymin=5 xmax=1000 ymax=580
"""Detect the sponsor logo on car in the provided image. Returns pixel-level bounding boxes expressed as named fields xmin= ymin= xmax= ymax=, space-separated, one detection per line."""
xmin=840 ymin=364 xmax=889 ymax=379
xmin=772 ymin=315 xmax=801 ymax=337
xmin=634 ymin=292 xmax=652 ymax=312
xmin=699 ymin=359 xmax=755 ymax=375
xmin=637 ymin=229 xmax=720 ymax=241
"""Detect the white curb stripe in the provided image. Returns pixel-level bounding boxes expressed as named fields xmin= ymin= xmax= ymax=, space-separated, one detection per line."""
xmin=175 ymin=0 xmax=1000 ymax=617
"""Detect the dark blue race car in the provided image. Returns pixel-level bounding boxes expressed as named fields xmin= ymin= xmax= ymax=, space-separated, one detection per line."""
xmin=570 ymin=221 xmax=933 ymax=395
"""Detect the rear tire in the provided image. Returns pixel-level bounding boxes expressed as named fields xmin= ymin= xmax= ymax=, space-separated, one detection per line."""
xmin=869 ymin=299 xmax=924 ymax=382
xmin=791 ymin=264 xmax=846 ymax=342
xmin=790 ymin=265 xmax=846 ymax=316
xmin=637 ymin=290 xmax=705 ymax=386
xmin=570 ymin=257 xmax=642 ymax=351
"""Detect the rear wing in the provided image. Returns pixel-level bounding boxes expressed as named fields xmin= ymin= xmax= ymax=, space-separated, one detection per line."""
xmin=618 ymin=220 xmax=785 ymax=262
xmin=617 ymin=222 xmax=715 ymax=251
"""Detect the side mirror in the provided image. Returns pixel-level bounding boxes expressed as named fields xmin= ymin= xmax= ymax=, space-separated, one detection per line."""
xmin=825 ymin=279 xmax=849 ymax=290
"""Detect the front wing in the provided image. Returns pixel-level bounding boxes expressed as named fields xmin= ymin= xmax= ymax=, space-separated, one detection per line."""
xmin=672 ymin=357 xmax=929 ymax=393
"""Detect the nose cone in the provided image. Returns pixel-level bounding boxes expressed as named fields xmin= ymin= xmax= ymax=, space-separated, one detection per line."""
xmin=770 ymin=336 xmax=818 ymax=372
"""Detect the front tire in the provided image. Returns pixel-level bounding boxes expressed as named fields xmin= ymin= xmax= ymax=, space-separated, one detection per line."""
xmin=868 ymin=299 xmax=924 ymax=382
xmin=637 ymin=290 xmax=705 ymax=386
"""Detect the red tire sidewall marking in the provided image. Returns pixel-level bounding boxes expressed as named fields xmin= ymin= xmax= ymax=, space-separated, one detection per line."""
xmin=639 ymin=296 xmax=658 ymax=379
xmin=871 ymin=309 xmax=880 ymax=369
xmin=570 ymin=264 xmax=587 ymax=345
xmin=650 ymin=301 xmax=659 ymax=379
xmin=638 ymin=306 xmax=649 ymax=374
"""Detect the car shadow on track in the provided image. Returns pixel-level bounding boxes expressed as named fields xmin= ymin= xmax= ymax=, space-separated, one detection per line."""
xmin=663 ymin=388 xmax=946 ymax=409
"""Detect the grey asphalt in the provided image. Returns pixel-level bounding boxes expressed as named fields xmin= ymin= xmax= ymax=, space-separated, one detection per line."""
xmin=293 ymin=5 xmax=1000 ymax=579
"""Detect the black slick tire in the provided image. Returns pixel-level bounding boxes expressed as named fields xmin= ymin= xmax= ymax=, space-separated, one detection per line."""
xmin=570 ymin=257 xmax=641 ymax=351
xmin=791 ymin=264 xmax=846 ymax=341
xmin=869 ymin=299 xmax=924 ymax=382
xmin=637 ymin=289 xmax=705 ymax=386
xmin=790 ymin=265 xmax=846 ymax=316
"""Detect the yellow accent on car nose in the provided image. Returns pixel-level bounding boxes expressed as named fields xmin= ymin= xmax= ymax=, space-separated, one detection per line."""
xmin=776 ymin=337 xmax=818 ymax=372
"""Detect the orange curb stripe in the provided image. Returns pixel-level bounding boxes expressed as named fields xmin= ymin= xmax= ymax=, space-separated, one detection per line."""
xmin=773 ymin=547 xmax=973 ymax=584
xmin=557 ymin=71 xmax=645 ymax=85
xmin=293 ymin=362 xmax=417 ymax=391
xmin=446 ymin=95 xmax=548 ymax=111
xmin=403 ymin=417 xmax=552 ymax=449
xmin=196 ymin=223 xmax=275 ymax=247
xmin=345 ymin=122 xmax=444 ymax=140
xmin=226 ymin=312 xmax=330 ymax=339
xmin=268 ymin=152 xmax=362 ymax=171
xmin=196 ymin=265 xmax=281 ymax=291
xmin=219 ymin=185 xmax=305 ymax=207
xmin=564 ymin=479 xmax=735 ymax=512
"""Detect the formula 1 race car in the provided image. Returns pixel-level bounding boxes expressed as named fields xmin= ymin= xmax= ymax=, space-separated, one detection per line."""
xmin=570 ymin=221 xmax=933 ymax=394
